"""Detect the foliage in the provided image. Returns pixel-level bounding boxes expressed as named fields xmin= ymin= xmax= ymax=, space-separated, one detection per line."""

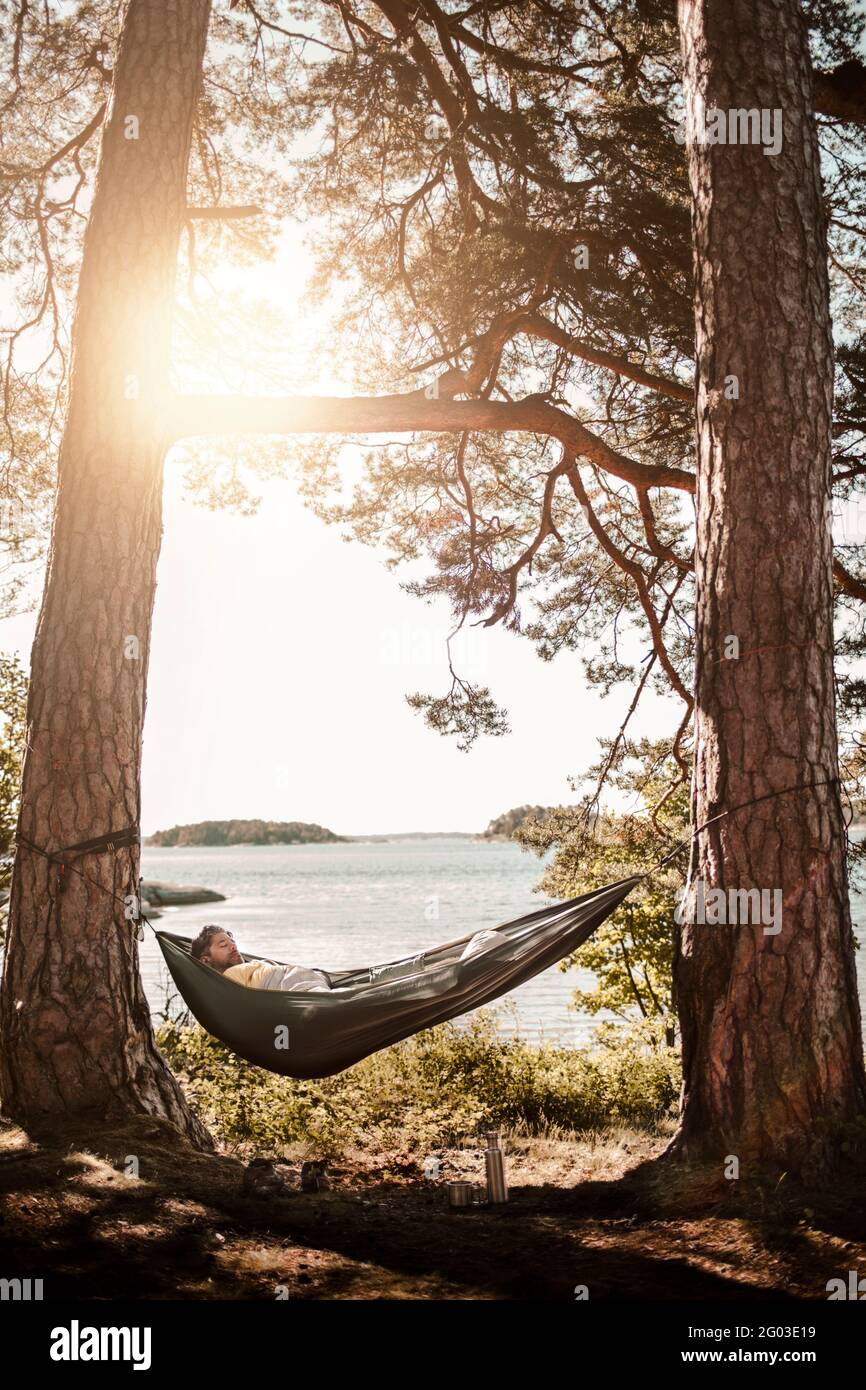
xmin=516 ymin=738 xmax=689 ymax=1035
xmin=482 ymin=804 xmax=553 ymax=839
xmin=0 ymin=652 xmax=27 ymax=855
xmin=0 ymin=652 xmax=28 ymax=936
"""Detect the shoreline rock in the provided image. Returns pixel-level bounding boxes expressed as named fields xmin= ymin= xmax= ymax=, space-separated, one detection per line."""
xmin=140 ymin=880 xmax=226 ymax=906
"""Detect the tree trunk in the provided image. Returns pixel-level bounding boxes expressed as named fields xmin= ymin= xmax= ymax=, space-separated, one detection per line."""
xmin=0 ymin=0 xmax=214 ymax=1148
xmin=672 ymin=0 xmax=866 ymax=1175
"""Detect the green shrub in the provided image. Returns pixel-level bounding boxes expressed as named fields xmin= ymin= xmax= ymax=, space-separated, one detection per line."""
xmin=157 ymin=1006 xmax=681 ymax=1157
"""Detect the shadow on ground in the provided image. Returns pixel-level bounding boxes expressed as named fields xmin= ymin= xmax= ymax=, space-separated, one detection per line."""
xmin=1 ymin=1115 xmax=864 ymax=1300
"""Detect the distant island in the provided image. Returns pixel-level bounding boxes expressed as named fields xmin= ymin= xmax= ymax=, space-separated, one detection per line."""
xmin=481 ymin=805 xmax=558 ymax=840
xmin=144 ymin=808 xmax=572 ymax=847
xmin=146 ymin=820 xmax=346 ymax=846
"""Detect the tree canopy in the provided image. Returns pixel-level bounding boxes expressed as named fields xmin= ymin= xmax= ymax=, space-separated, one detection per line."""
xmin=3 ymin=0 xmax=866 ymax=817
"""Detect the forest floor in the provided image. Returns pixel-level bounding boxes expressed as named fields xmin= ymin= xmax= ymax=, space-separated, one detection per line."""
xmin=2 ymin=1114 xmax=865 ymax=1301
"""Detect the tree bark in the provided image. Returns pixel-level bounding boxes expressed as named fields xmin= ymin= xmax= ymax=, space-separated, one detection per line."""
xmin=672 ymin=0 xmax=866 ymax=1175
xmin=0 ymin=0 xmax=214 ymax=1148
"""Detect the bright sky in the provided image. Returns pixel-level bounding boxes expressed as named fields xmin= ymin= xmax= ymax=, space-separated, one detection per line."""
xmin=0 ymin=468 xmax=676 ymax=838
xmin=0 ymin=220 xmax=678 ymax=839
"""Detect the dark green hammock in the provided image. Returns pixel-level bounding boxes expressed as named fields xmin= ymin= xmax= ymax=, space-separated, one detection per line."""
xmin=155 ymin=875 xmax=640 ymax=1078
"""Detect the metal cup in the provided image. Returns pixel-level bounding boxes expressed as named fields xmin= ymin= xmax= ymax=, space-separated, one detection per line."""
xmin=448 ymin=1181 xmax=484 ymax=1209
xmin=448 ymin=1181 xmax=474 ymax=1207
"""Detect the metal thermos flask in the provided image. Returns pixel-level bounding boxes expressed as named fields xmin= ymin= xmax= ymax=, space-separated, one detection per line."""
xmin=484 ymin=1130 xmax=508 ymax=1203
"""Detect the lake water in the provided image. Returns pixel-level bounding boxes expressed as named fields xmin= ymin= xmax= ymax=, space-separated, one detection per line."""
xmin=139 ymin=838 xmax=866 ymax=1046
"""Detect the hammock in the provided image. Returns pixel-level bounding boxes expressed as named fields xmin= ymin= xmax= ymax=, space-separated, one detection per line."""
xmin=154 ymin=875 xmax=641 ymax=1078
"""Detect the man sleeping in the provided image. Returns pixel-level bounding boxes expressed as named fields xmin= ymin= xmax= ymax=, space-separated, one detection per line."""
xmin=190 ymin=923 xmax=500 ymax=991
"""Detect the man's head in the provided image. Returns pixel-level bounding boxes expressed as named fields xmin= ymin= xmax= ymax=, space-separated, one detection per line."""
xmin=191 ymin=925 xmax=242 ymax=972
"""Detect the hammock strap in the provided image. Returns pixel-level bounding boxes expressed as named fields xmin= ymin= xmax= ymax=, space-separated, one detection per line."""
xmin=16 ymin=823 xmax=140 ymax=894
xmin=12 ymin=826 xmax=151 ymax=940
